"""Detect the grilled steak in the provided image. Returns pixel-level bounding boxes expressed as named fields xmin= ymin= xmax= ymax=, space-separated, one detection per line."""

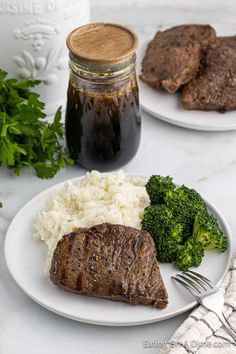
xmin=50 ymin=223 xmax=168 ymax=309
xmin=216 ymin=36 xmax=236 ymax=48
xmin=140 ymin=25 xmax=216 ymax=93
xmin=181 ymin=36 xmax=236 ymax=112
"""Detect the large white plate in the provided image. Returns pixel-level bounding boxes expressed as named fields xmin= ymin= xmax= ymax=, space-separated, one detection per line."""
xmin=137 ymin=24 xmax=236 ymax=131
xmin=4 ymin=175 xmax=232 ymax=326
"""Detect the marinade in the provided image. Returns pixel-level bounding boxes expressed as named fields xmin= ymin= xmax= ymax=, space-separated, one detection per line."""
xmin=65 ymin=78 xmax=141 ymax=171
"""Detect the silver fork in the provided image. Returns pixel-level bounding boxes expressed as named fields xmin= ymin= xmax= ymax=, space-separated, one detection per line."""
xmin=172 ymin=270 xmax=236 ymax=341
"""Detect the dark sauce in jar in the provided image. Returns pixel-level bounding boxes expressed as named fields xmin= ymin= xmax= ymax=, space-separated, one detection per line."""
xmin=65 ymin=77 xmax=141 ymax=171
xmin=66 ymin=23 xmax=141 ymax=171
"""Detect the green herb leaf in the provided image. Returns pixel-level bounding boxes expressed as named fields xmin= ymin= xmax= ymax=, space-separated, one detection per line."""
xmin=33 ymin=162 xmax=60 ymax=179
xmin=0 ymin=70 xmax=74 ymax=178
xmin=0 ymin=70 xmax=7 ymax=81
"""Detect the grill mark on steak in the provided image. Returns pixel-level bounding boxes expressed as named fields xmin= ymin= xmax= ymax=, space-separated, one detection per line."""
xmin=76 ymin=273 xmax=83 ymax=291
xmin=181 ymin=36 xmax=236 ymax=112
xmin=140 ymin=25 xmax=216 ymax=93
xmin=50 ymin=223 xmax=168 ymax=309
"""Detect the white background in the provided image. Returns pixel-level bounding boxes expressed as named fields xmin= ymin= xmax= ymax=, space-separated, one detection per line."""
xmin=92 ymin=0 xmax=236 ymax=9
xmin=92 ymin=0 xmax=236 ymax=26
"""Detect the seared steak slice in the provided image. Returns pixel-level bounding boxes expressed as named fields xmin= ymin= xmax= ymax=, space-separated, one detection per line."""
xmin=216 ymin=36 xmax=236 ymax=48
xmin=181 ymin=37 xmax=236 ymax=112
xmin=50 ymin=223 xmax=168 ymax=309
xmin=140 ymin=25 xmax=216 ymax=93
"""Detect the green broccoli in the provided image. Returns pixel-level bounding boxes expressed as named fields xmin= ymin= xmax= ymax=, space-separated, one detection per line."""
xmin=142 ymin=204 xmax=183 ymax=262
xmin=165 ymin=185 xmax=207 ymax=239
xmin=175 ymin=210 xmax=227 ymax=271
xmin=176 ymin=239 xmax=204 ymax=271
xmin=142 ymin=175 xmax=227 ymax=272
xmin=193 ymin=212 xmax=227 ymax=252
xmin=157 ymin=234 xmax=181 ymax=263
xmin=146 ymin=175 xmax=175 ymax=204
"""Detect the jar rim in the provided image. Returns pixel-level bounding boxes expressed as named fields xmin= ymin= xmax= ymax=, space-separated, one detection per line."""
xmin=67 ymin=22 xmax=138 ymax=66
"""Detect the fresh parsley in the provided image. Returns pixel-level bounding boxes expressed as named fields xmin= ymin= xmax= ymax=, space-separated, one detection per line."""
xmin=0 ymin=70 xmax=73 ymax=179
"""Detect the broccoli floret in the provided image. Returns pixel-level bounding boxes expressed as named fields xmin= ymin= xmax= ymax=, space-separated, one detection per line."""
xmin=141 ymin=204 xmax=169 ymax=237
xmin=176 ymin=239 xmax=204 ymax=271
xmin=143 ymin=176 xmax=227 ymax=271
xmin=165 ymin=185 xmax=207 ymax=239
xmin=142 ymin=205 xmax=183 ymax=243
xmin=193 ymin=212 xmax=227 ymax=252
xmin=142 ymin=205 xmax=183 ymax=262
xmin=146 ymin=175 xmax=175 ymax=204
xmin=157 ymin=234 xmax=180 ymax=263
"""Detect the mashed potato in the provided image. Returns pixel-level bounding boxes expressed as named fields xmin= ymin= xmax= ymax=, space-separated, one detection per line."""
xmin=34 ymin=170 xmax=150 ymax=273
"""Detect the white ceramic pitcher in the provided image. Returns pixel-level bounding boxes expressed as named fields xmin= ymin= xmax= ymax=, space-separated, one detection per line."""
xmin=0 ymin=0 xmax=90 ymax=115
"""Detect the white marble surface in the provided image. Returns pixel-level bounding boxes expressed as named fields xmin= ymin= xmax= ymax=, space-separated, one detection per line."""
xmin=92 ymin=0 xmax=236 ymax=10
xmin=1 ymin=4 xmax=236 ymax=354
xmin=92 ymin=1 xmax=236 ymax=25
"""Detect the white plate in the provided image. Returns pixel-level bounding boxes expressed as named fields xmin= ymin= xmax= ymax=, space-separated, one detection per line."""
xmin=4 ymin=175 xmax=232 ymax=326
xmin=137 ymin=24 xmax=236 ymax=131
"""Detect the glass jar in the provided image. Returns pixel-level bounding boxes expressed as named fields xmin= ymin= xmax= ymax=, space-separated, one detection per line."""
xmin=65 ymin=23 xmax=141 ymax=171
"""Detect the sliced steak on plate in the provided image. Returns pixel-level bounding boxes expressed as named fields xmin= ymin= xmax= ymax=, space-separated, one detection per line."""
xmin=216 ymin=36 xmax=236 ymax=48
xmin=140 ymin=25 xmax=216 ymax=93
xmin=181 ymin=36 xmax=236 ymax=112
xmin=50 ymin=223 xmax=168 ymax=309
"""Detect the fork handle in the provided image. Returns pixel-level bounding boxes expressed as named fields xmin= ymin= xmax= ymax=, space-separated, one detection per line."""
xmin=217 ymin=313 xmax=236 ymax=342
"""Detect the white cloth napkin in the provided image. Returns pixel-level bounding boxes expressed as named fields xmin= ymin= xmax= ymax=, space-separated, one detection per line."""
xmin=161 ymin=256 xmax=236 ymax=354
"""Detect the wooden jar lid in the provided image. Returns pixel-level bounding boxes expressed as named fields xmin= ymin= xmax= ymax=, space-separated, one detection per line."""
xmin=67 ymin=23 xmax=138 ymax=65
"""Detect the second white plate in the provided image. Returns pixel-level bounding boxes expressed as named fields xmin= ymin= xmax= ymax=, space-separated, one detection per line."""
xmin=137 ymin=24 xmax=236 ymax=131
xmin=4 ymin=175 xmax=232 ymax=326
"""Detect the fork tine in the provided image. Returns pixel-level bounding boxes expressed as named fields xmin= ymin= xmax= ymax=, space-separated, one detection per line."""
xmin=183 ymin=272 xmax=209 ymax=291
xmin=187 ymin=270 xmax=214 ymax=288
xmin=176 ymin=274 xmax=203 ymax=293
xmin=173 ymin=274 xmax=200 ymax=294
xmin=172 ymin=275 xmax=198 ymax=299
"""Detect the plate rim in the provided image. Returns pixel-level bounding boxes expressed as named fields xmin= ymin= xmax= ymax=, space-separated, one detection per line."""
xmin=4 ymin=173 xmax=233 ymax=326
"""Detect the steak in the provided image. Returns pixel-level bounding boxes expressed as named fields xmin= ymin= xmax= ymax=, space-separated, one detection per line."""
xmin=216 ymin=36 xmax=236 ymax=48
xmin=181 ymin=36 xmax=236 ymax=112
xmin=50 ymin=223 xmax=168 ymax=309
xmin=140 ymin=25 xmax=216 ymax=93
